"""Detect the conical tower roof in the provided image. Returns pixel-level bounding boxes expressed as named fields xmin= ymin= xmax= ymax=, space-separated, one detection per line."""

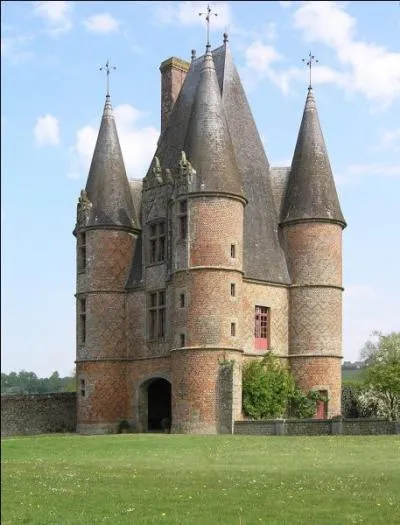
xmin=85 ymin=95 xmax=135 ymax=229
xmin=183 ymin=46 xmax=243 ymax=197
xmin=281 ymin=88 xmax=346 ymax=227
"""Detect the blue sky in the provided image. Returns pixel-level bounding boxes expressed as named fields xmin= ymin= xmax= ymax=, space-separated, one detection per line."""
xmin=1 ymin=1 xmax=399 ymax=377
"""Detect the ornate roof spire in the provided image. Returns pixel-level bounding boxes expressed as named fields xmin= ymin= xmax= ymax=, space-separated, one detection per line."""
xmin=83 ymin=64 xmax=135 ymax=229
xmin=223 ymin=32 xmax=228 ymax=45
xmin=281 ymin=87 xmax=346 ymax=227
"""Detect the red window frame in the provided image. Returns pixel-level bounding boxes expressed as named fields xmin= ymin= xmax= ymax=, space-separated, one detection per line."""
xmin=254 ymin=305 xmax=269 ymax=350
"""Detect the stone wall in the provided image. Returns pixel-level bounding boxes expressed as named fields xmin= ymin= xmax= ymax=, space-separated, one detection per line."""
xmin=1 ymin=393 xmax=77 ymax=437
xmin=234 ymin=418 xmax=399 ymax=436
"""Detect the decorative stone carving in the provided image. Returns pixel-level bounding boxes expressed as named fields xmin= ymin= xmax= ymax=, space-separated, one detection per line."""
xmin=76 ymin=189 xmax=92 ymax=226
xmin=175 ymin=150 xmax=195 ymax=195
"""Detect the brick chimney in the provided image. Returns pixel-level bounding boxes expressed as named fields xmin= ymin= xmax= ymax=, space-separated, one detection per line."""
xmin=159 ymin=57 xmax=190 ymax=133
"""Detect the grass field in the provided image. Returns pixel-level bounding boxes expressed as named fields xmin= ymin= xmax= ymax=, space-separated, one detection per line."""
xmin=2 ymin=434 xmax=400 ymax=525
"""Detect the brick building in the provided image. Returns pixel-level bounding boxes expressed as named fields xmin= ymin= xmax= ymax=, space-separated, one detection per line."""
xmin=74 ymin=36 xmax=346 ymax=434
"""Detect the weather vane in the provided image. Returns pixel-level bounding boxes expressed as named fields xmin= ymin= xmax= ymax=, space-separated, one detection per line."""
xmin=302 ymin=51 xmax=318 ymax=89
xmin=100 ymin=59 xmax=116 ymax=97
xmin=199 ymin=4 xmax=218 ymax=47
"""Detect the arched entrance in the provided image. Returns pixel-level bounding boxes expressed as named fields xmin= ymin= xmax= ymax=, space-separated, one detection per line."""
xmin=139 ymin=377 xmax=171 ymax=432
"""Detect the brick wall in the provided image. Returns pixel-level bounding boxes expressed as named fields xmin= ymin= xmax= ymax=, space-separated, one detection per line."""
xmin=77 ymin=361 xmax=128 ymax=434
xmin=171 ymin=350 xmax=242 ymax=434
xmin=1 ymin=393 xmax=76 ymax=437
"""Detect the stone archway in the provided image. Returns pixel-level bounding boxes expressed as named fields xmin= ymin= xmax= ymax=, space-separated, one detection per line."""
xmin=138 ymin=377 xmax=171 ymax=432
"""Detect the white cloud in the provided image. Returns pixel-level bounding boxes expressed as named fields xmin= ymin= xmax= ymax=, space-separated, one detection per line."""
xmin=337 ymin=162 xmax=400 ymax=185
xmin=378 ymin=128 xmax=400 ymax=153
xmin=34 ymin=114 xmax=60 ymax=146
xmin=245 ymin=41 xmax=282 ymax=73
xmin=293 ymin=1 xmax=400 ymax=108
xmin=1 ymin=34 xmax=35 ymax=63
xmin=70 ymin=104 xmax=159 ymax=180
xmin=83 ymin=13 xmax=119 ymax=34
xmin=154 ymin=1 xmax=233 ymax=32
xmin=33 ymin=1 xmax=73 ymax=36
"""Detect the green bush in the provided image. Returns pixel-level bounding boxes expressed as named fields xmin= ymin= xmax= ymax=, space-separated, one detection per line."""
xmin=242 ymin=353 xmax=295 ymax=419
xmin=116 ymin=420 xmax=131 ymax=434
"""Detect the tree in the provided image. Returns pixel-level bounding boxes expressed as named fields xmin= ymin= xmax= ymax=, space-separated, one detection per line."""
xmin=360 ymin=332 xmax=400 ymax=421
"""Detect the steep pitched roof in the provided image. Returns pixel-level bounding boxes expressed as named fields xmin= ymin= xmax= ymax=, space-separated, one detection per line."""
xmin=183 ymin=46 xmax=243 ymax=197
xmin=281 ymin=88 xmax=346 ymax=227
xmin=85 ymin=95 xmax=136 ymax=229
xmin=146 ymin=42 xmax=290 ymax=284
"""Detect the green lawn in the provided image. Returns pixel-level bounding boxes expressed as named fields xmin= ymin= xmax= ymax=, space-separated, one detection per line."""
xmin=2 ymin=434 xmax=399 ymax=525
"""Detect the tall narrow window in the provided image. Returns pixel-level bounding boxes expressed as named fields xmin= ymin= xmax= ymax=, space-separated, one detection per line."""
xmin=178 ymin=200 xmax=188 ymax=240
xmin=78 ymin=232 xmax=86 ymax=272
xmin=180 ymin=333 xmax=185 ymax=347
xmin=79 ymin=298 xmax=86 ymax=345
xmin=231 ymin=323 xmax=236 ymax=336
xmin=254 ymin=306 xmax=270 ymax=350
xmin=179 ymin=293 xmax=185 ymax=308
xmin=231 ymin=244 xmax=236 ymax=258
xmin=80 ymin=379 xmax=86 ymax=397
xmin=149 ymin=221 xmax=166 ymax=263
xmin=148 ymin=291 xmax=166 ymax=340
xmin=230 ymin=283 xmax=236 ymax=297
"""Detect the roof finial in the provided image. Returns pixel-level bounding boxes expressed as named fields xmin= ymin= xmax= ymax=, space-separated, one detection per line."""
xmin=223 ymin=32 xmax=228 ymax=44
xmin=191 ymin=49 xmax=197 ymax=61
xmin=199 ymin=4 xmax=218 ymax=50
xmin=99 ymin=59 xmax=116 ymax=97
xmin=302 ymin=51 xmax=318 ymax=90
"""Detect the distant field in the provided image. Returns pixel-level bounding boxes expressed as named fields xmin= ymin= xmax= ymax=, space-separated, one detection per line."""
xmin=2 ymin=434 xmax=400 ymax=524
xmin=342 ymin=368 xmax=365 ymax=383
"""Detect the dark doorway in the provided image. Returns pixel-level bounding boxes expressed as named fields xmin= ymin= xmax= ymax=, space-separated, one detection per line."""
xmin=147 ymin=378 xmax=171 ymax=432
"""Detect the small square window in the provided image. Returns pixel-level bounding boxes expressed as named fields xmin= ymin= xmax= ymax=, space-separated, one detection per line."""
xmin=231 ymin=323 xmax=236 ymax=336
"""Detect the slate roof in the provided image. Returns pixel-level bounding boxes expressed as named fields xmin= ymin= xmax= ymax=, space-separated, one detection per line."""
xmin=85 ymin=95 xmax=136 ymax=229
xmin=281 ymin=88 xmax=346 ymax=227
xmin=183 ymin=45 xmax=243 ymax=197
xmin=270 ymin=167 xmax=291 ymax=220
xmin=146 ymin=42 xmax=290 ymax=284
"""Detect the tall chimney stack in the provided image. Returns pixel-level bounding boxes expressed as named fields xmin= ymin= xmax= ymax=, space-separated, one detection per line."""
xmin=159 ymin=57 xmax=190 ymax=133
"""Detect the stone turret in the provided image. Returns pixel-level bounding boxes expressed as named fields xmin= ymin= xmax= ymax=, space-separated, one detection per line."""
xmin=281 ymin=87 xmax=346 ymax=417
xmin=74 ymin=94 xmax=138 ymax=434
xmin=170 ymin=45 xmax=245 ymax=434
